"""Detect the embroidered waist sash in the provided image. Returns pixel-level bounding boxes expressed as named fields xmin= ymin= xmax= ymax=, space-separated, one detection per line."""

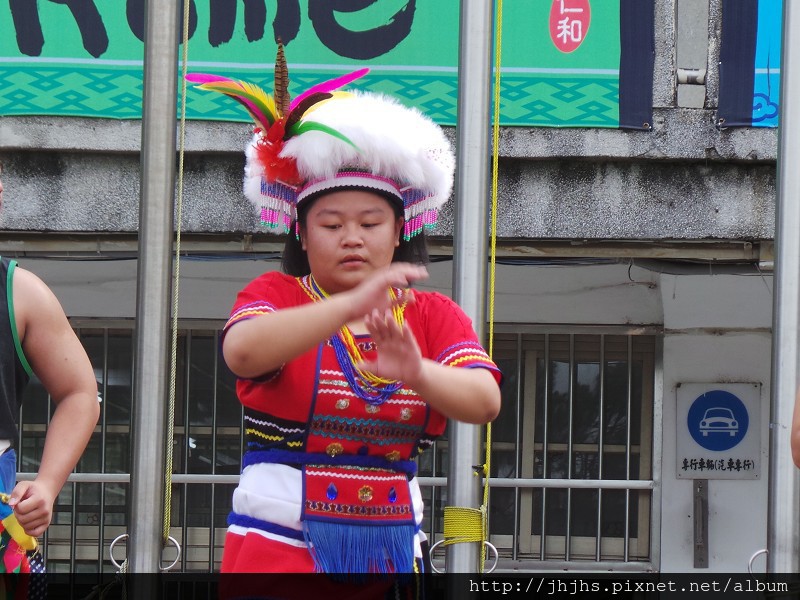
xmin=243 ymin=449 xmax=417 ymax=574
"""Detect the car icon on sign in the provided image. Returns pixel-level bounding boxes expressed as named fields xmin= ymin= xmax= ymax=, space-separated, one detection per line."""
xmin=699 ymin=407 xmax=738 ymax=436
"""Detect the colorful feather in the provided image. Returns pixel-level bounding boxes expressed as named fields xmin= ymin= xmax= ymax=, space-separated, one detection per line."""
xmin=290 ymin=121 xmax=359 ymax=149
xmin=254 ymin=136 xmax=302 ymax=185
xmin=274 ymin=41 xmax=291 ymax=117
xmin=187 ymin=46 xmax=369 ymax=210
xmin=184 ymin=73 xmax=230 ymax=85
xmin=290 ymin=68 xmax=370 ymax=111
xmin=187 ymin=75 xmax=277 ymax=129
xmin=284 ymin=92 xmax=332 ymax=133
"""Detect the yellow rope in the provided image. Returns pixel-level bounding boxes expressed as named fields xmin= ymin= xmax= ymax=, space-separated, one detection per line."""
xmin=481 ymin=0 xmax=503 ymax=573
xmin=163 ymin=0 xmax=192 ymax=549
xmin=441 ymin=0 xmax=503 ymax=573
xmin=442 ymin=505 xmax=486 ymax=546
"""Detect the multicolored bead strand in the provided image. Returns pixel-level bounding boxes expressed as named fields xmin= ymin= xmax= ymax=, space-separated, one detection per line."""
xmin=299 ymin=274 xmax=407 ymax=405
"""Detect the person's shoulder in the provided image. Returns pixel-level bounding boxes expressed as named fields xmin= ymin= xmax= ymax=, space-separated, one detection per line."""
xmin=11 ymin=266 xmax=66 ymax=329
xmin=236 ymin=270 xmax=305 ymax=304
xmin=242 ymin=270 xmax=297 ymax=291
xmin=12 ymin=265 xmax=53 ymax=300
xmin=412 ymin=290 xmax=458 ymax=311
xmin=411 ymin=289 xmax=475 ymax=330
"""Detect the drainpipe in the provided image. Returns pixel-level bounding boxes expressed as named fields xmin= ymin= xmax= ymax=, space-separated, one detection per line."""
xmin=768 ymin=0 xmax=800 ymax=574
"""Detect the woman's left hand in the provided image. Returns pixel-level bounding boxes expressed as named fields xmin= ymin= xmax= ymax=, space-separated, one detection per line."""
xmin=358 ymin=305 xmax=424 ymax=385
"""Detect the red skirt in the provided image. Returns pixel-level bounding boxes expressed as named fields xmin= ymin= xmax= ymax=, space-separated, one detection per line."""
xmin=220 ymin=530 xmax=417 ymax=600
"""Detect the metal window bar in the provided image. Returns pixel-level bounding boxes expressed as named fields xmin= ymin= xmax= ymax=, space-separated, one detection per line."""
xmin=517 ymin=332 xmax=656 ymax=565
xmin=625 ymin=335 xmax=632 ymax=562
xmin=595 ymin=334 xmax=605 ymax=562
xmin=98 ymin=329 xmax=109 ymax=573
xmin=565 ymin=335 xmax=575 ymax=561
xmin=180 ymin=331 xmax=191 ymax=572
xmin=539 ymin=333 xmax=550 ymax=560
xmin=650 ymin=340 xmax=664 ymax=570
xmin=14 ymin=472 xmax=657 ymax=568
xmin=429 ymin=441 xmax=437 ymax=546
xmin=209 ymin=329 xmax=219 ymax=573
xmin=175 ymin=330 xmax=230 ymax=572
xmin=69 ymin=480 xmax=77 ymax=572
xmin=512 ymin=333 xmax=523 ymax=562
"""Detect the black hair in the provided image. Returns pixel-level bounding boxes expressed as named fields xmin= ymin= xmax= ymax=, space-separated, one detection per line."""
xmin=281 ymin=189 xmax=430 ymax=276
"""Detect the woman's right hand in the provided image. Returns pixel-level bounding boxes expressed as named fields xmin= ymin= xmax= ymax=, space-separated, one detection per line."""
xmin=342 ymin=263 xmax=429 ymax=321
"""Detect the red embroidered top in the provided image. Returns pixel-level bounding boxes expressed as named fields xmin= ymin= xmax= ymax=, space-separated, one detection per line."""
xmin=225 ymin=272 xmax=500 ymax=433
xmin=223 ymin=271 xmax=501 ymax=573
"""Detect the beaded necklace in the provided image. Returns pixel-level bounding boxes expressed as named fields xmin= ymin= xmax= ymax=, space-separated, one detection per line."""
xmin=300 ymin=274 xmax=406 ymax=405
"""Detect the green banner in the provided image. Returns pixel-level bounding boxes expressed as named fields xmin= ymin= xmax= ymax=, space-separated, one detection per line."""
xmin=0 ymin=1 xmax=622 ymax=127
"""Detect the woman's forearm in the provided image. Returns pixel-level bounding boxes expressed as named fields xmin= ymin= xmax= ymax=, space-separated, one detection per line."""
xmin=223 ymin=293 xmax=354 ymax=378
xmin=407 ymin=362 xmax=501 ymax=424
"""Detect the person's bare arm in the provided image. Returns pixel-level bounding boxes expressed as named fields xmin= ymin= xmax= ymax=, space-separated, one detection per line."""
xmin=8 ymin=268 xmax=99 ymax=536
xmin=792 ymin=389 xmax=800 ymax=468
xmin=223 ymin=291 xmax=356 ymax=378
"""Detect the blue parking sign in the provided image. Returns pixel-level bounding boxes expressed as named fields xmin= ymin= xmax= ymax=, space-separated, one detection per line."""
xmin=687 ymin=390 xmax=749 ymax=452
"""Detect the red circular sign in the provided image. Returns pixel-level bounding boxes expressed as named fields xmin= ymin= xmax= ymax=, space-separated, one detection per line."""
xmin=549 ymin=0 xmax=591 ymax=53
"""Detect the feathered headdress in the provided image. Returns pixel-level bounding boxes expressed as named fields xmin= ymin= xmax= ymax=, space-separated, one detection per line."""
xmin=187 ymin=44 xmax=454 ymax=239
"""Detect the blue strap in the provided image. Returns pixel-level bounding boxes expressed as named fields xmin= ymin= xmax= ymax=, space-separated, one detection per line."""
xmin=0 ymin=449 xmax=16 ymax=519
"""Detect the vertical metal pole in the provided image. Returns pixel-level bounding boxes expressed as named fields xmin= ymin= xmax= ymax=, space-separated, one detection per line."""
xmin=769 ymin=1 xmax=800 ymax=574
xmin=446 ymin=0 xmax=494 ymax=574
xmin=128 ymin=0 xmax=180 ymax=573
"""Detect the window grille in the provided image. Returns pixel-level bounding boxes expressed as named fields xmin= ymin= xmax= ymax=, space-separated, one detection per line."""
xmin=418 ymin=329 xmax=661 ymax=571
xmin=18 ymin=324 xmax=660 ymax=573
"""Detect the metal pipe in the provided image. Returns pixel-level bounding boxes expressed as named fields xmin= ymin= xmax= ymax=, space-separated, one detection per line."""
xmin=447 ymin=0 xmax=495 ymax=575
xmin=128 ymin=0 xmax=180 ymax=573
xmin=769 ymin=0 xmax=800 ymax=574
xmin=17 ymin=472 xmax=656 ymax=489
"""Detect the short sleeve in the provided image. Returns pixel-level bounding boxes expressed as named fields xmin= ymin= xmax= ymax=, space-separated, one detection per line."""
xmin=224 ymin=272 xmax=300 ymax=335
xmin=413 ymin=292 xmax=502 ymax=385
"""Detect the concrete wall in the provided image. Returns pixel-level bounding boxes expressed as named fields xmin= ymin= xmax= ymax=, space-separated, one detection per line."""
xmin=19 ymin=257 xmax=662 ymax=324
xmin=660 ymin=274 xmax=773 ymax=573
xmin=0 ymin=0 xmax=780 ymax=574
xmin=0 ymin=1 xmax=777 ymax=243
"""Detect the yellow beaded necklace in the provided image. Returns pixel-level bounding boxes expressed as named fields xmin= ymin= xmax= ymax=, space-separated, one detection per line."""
xmin=300 ymin=274 xmax=408 ymax=404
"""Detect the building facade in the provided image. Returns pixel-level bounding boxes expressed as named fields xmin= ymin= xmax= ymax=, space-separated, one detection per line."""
xmin=0 ymin=0 xmax=779 ymax=573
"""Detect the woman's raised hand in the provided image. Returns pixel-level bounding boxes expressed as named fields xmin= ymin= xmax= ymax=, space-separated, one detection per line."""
xmin=358 ymin=307 xmax=424 ymax=384
xmin=343 ymin=262 xmax=428 ymax=321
